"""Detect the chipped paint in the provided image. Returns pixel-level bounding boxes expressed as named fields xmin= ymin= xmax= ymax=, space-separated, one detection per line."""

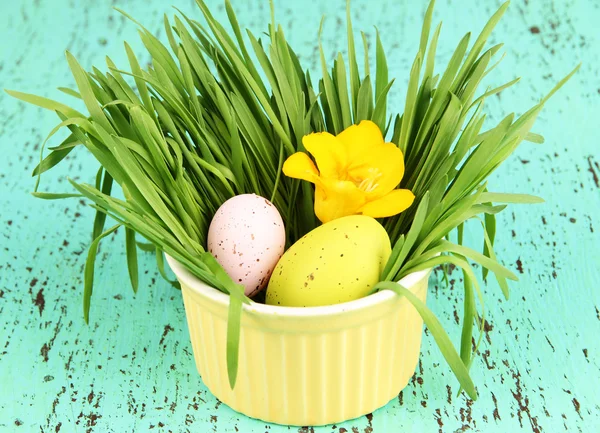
xmin=0 ymin=0 xmax=599 ymax=431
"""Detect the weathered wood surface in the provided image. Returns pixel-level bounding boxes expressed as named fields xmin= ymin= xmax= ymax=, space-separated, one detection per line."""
xmin=0 ymin=0 xmax=598 ymax=431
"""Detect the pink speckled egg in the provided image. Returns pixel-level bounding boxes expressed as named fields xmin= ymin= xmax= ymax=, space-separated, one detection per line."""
xmin=207 ymin=194 xmax=286 ymax=297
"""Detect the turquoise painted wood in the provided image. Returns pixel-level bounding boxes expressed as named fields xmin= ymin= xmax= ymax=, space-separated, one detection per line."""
xmin=1 ymin=0 xmax=599 ymax=431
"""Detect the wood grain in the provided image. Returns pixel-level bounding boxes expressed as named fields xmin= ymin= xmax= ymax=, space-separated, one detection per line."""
xmin=0 ymin=0 xmax=598 ymax=431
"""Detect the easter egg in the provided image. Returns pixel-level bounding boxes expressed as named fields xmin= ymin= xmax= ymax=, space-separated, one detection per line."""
xmin=207 ymin=194 xmax=285 ymax=297
xmin=266 ymin=215 xmax=391 ymax=307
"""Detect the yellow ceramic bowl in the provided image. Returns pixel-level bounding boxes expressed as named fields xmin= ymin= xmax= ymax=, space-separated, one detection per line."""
xmin=166 ymin=255 xmax=430 ymax=426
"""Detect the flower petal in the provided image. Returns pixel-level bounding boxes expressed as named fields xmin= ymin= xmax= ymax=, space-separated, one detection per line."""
xmin=302 ymin=132 xmax=346 ymax=178
xmin=358 ymin=189 xmax=415 ymax=218
xmin=347 ymin=142 xmax=405 ymax=199
xmin=314 ymin=179 xmax=366 ymax=223
xmin=282 ymin=152 xmax=320 ymax=184
xmin=337 ymin=120 xmax=384 ymax=162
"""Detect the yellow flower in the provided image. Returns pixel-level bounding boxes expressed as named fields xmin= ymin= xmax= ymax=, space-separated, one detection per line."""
xmin=283 ymin=120 xmax=415 ymax=223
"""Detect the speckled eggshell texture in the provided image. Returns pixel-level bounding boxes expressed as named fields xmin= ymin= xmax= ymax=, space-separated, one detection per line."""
xmin=266 ymin=215 xmax=392 ymax=307
xmin=207 ymin=194 xmax=286 ymax=297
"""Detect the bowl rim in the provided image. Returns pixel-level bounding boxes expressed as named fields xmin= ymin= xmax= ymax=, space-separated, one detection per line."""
xmin=165 ymin=254 xmax=430 ymax=318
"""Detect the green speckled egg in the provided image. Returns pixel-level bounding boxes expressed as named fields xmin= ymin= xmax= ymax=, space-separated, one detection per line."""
xmin=266 ymin=215 xmax=391 ymax=307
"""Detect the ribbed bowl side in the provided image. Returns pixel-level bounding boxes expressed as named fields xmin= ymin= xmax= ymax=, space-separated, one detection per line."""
xmin=180 ymin=276 xmax=428 ymax=426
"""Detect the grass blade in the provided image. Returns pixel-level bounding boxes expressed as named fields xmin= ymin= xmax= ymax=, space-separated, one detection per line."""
xmin=226 ymin=291 xmax=243 ymax=389
xmin=84 ymin=224 xmax=121 ymax=323
xmin=319 ymin=43 xmax=342 ymax=133
xmin=200 ymin=251 xmax=248 ymax=388
xmin=31 ymin=192 xmax=82 ymax=200
xmin=5 ymin=89 xmax=85 ymax=118
xmin=397 ymin=54 xmax=421 ymax=153
xmin=477 ymin=192 xmax=544 ymax=204
xmin=373 ymin=280 xmax=477 ymax=400
xmin=479 ymin=218 xmax=510 ymax=299
xmin=524 ymin=132 xmax=544 ymax=144
xmin=346 ymin=0 xmax=360 ymax=117
xmin=57 ymin=87 xmax=82 ymax=99
xmin=541 ymin=64 xmax=581 ymax=104
xmin=419 ymin=0 xmax=436 ymax=58
xmin=361 ymin=32 xmax=370 ymax=80
xmin=156 ymin=248 xmax=181 ymax=289
xmin=335 ymin=53 xmax=352 ymax=129
xmin=66 ymin=52 xmax=115 ymax=134
xmin=482 ymin=212 xmax=495 ymax=280
xmin=434 ymin=239 xmax=518 ymax=281
xmin=355 ymin=76 xmax=373 ymax=122
xmin=383 ymin=192 xmax=429 ymax=280
xmin=32 ymin=146 xmax=76 ymax=177
xmin=136 ymin=241 xmax=155 ymax=252
xmin=460 ymin=271 xmax=475 ymax=368
xmin=374 ymin=28 xmax=388 ymax=103
xmin=125 ymin=228 xmax=139 ymax=293
xmin=92 ymin=169 xmax=113 ymax=240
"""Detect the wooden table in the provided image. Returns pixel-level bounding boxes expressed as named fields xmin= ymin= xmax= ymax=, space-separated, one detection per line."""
xmin=1 ymin=0 xmax=598 ymax=431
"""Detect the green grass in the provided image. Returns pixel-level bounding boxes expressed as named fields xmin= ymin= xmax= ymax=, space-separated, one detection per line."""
xmin=7 ymin=0 xmax=578 ymax=399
